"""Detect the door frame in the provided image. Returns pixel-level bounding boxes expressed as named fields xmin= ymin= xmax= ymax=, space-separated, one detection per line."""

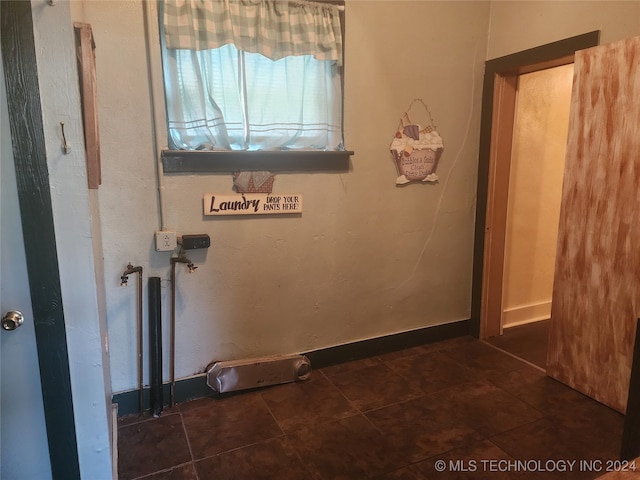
xmin=470 ymin=31 xmax=601 ymax=339
xmin=1 ymin=2 xmax=81 ymax=478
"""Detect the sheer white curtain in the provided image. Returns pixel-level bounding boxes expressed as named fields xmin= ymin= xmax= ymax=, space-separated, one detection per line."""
xmin=162 ymin=0 xmax=344 ymax=151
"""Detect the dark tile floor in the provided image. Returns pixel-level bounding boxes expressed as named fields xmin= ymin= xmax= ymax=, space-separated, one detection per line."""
xmin=486 ymin=319 xmax=550 ymax=369
xmin=117 ymin=336 xmax=625 ymax=480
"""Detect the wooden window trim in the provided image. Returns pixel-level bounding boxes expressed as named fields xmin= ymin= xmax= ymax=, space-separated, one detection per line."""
xmin=161 ymin=149 xmax=353 ymax=173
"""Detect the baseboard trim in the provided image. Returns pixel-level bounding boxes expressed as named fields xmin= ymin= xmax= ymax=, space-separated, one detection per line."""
xmin=112 ymin=319 xmax=470 ymax=416
xmin=503 ymin=316 xmax=551 ymax=329
xmin=112 ymin=375 xmax=213 ymax=417
xmin=502 ymin=301 xmax=552 ymax=328
xmin=304 ymin=319 xmax=471 ymax=368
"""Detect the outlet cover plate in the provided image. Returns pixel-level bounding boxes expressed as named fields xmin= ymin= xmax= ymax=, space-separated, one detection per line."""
xmin=155 ymin=230 xmax=177 ymax=251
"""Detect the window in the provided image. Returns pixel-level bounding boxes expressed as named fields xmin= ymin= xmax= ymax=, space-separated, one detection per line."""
xmin=160 ymin=0 xmax=348 ymax=164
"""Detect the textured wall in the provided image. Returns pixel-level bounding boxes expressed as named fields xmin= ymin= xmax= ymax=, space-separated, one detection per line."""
xmin=71 ymin=0 xmax=489 ymax=394
xmin=487 ymin=0 xmax=640 ymax=59
xmin=73 ymin=0 xmax=640 ymax=397
xmin=31 ymin=0 xmax=113 ymax=477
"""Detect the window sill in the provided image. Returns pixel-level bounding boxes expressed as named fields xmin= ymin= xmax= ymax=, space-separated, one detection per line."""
xmin=161 ymin=149 xmax=354 ymax=173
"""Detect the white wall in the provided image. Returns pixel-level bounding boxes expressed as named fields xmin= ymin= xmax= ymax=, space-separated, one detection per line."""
xmin=14 ymin=1 xmax=636 ymax=477
xmin=70 ymin=0 xmax=489 ymax=394
xmin=72 ymin=0 xmax=640 ymax=397
xmin=31 ymin=0 xmax=113 ymax=477
xmin=487 ymin=1 xmax=640 ymax=59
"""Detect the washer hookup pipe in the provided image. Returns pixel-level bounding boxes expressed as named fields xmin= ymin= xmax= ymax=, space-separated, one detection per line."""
xmin=169 ymin=252 xmax=196 ymax=408
xmin=121 ymin=263 xmax=144 ymax=415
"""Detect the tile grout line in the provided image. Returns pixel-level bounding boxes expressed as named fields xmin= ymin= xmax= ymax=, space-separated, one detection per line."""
xmin=257 ymin=388 xmax=287 ymax=438
xmin=178 ymin=410 xmax=201 ymax=480
xmin=485 ymin=416 xmax=551 ymax=461
xmin=480 ymin=339 xmax=546 ymax=373
xmin=318 ymin=368 xmax=367 ymax=415
xmin=317 ymin=368 xmax=388 ymax=437
xmin=319 ymin=365 xmax=432 ymax=437
xmin=256 ymin=390 xmax=320 ymax=478
xmin=118 ymin=411 xmax=179 ymax=429
xmin=131 ymin=461 xmax=196 ymax=480
xmin=118 ymin=411 xmax=193 ymax=480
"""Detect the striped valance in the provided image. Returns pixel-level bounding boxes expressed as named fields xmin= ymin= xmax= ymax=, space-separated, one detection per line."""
xmin=163 ymin=0 xmax=343 ymax=66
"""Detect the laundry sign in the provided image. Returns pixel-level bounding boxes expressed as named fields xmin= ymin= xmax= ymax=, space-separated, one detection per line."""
xmin=203 ymin=193 xmax=303 ymax=216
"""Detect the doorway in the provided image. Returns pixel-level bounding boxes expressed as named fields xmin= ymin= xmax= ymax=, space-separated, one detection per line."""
xmin=469 ymin=32 xmax=601 ymax=358
xmin=484 ymin=64 xmax=574 ymax=369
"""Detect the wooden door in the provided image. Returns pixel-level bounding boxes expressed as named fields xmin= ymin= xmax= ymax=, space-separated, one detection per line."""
xmin=547 ymin=35 xmax=640 ymax=414
xmin=0 ymin=56 xmax=52 ymax=479
xmin=1 ymin=1 xmax=82 ymax=477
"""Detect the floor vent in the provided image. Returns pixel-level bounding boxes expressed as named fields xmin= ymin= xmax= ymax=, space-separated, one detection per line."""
xmin=206 ymin=354 xmax=311 ymax=394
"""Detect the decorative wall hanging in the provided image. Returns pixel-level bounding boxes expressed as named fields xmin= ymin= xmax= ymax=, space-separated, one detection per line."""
xmin=214 ymin=172 xmax=300 ymax=216
xmin=232 ymin=171 xmax=275 ymax=193
xmin=390 ymin=99 xmax=444 ymax=185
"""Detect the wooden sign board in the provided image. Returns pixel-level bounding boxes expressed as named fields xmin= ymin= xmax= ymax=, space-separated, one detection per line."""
xmin=204 ymin=193 xmax=303 ymax=216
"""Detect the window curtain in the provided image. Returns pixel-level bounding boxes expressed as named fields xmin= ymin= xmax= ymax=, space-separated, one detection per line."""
xmin=162 ymin=0 xmax=344 ymax=151
xmin=164 ymin=0 xmax=343 ymax=66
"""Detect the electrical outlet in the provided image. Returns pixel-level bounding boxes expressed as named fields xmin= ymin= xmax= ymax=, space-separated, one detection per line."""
xmin=155 ymin=230 xmax=177 ymax=252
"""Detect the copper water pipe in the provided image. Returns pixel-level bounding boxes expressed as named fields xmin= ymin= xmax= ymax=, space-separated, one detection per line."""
xmin=169 ymin=252 xmax=196 ymax=408
xmin=121 ymin=263 xmax=143 ymax=415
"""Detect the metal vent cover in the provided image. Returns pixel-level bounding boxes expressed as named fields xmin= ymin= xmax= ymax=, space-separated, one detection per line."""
xmin=206 ymin=354 xmax=311 ymax=394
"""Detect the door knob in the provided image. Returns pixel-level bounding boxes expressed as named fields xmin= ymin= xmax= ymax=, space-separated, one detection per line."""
xmin=2 ymin=311 xmax=24 ymax=331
